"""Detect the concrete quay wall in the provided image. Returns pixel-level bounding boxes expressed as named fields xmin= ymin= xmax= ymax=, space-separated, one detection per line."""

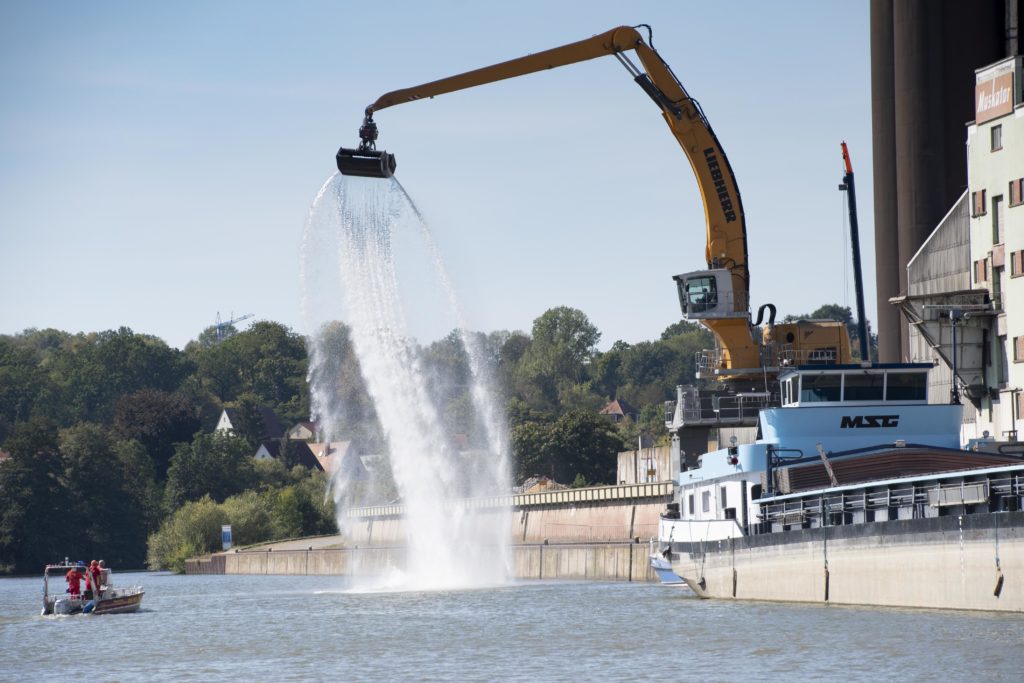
xmin=341 ymin=481 xmax=672 ymax=546
xmin=343 ymin=501 xmax=667 ymax=547
xmin=186 ymin=482 xmax=670 ymax=581
xmin=679 ymin=512 xmax=1024 ymax=612
xmin=188 ymin=542 xmax=657 ymax=582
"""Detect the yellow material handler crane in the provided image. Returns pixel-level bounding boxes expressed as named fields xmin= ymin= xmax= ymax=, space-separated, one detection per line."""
xmin=336 ymin=25 xmax=850 ymax=381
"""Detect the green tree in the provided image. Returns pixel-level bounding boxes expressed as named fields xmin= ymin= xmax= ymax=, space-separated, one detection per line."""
xmin=512 ymin=410 xmax=623 ymax=486
xmin=615 ymin=403 xmax=672 ymax=448
xmin=221 ymin=490 xmax=273 ymax=547
xmin=271 ymin=476 xmax=336 ymax=540
xmin=589 ymin=340 xmax=629 ymax=399
xmin=0 ymin=336 xmax=49 ymax=443
xmin=229 ymin=393 xmax=270 ymax=449
xmin=514 ymin=307 xmax=600 ymax=409
xmin=58 ymin=423 xmax=156 ymax=567
xmin=112 ymin=388 xmax=201 ymax=481
xmin=186 ymin=321 xmax=308 ymax=423
xmin=164 ymin=431 xmax=256 ymax=511
xmin=48 ymin=328 xmax=189 ymax=425
xmin=0 ymin=418 xmax=69 ymax=573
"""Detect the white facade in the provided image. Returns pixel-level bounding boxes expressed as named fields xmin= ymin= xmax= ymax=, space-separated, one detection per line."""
xmin=965 ymin=56 xmax=1024 ymax=443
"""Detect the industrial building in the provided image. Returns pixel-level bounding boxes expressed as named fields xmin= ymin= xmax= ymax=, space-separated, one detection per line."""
xmin=893 ymin=54 xmax=1023 ymax=445
xmin=871 ymin=1 xmax=1022 ymax=446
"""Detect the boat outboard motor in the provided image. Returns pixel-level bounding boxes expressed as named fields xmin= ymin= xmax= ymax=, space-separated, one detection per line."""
xmin=336 ymin=109 xmax=396 ymax=178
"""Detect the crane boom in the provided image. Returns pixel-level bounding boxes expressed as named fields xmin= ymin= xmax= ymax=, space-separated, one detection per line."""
xmin=337 ymin=25 xmax=850 ymax=377
xmin=364 ymin=26 xmax=749 ymax=298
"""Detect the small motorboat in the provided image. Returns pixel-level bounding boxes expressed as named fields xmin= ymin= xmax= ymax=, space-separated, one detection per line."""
xmin=42 ymin=560 xmax=144 ymax=616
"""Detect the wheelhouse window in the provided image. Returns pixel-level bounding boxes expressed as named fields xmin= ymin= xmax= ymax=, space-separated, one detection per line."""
xmin=885 ymin=372 xmax=927 ymax=401
xmin=701 ymin=491 xmax=711 ymax=513
xmin=843 ymin=372 xmax=884 ymax=401
xmin=684 ymin=276 xmax=718 ymax=313
xmin=800 ymin=373 xmax=842 ymax=402
xmin=688 ymin=494 xmax=695 ymax=515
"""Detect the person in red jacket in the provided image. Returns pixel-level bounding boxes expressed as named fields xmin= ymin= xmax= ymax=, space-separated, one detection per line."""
xmin=85 ymin=560 xmax=102 ymax=599
xmin=65 ymin=565 xmax=84 ymax=597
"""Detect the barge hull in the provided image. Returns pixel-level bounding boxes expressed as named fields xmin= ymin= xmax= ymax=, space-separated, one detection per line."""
xmin=674 ymin=511 xmax=1023 ymax=612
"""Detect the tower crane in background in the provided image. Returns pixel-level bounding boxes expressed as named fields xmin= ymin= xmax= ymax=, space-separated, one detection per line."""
xmin=214 ymin=312 xmax=254 ymax=342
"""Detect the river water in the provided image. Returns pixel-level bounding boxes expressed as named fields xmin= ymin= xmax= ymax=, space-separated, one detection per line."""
xmin=1 ymin=572 xmax=1021 ymax=681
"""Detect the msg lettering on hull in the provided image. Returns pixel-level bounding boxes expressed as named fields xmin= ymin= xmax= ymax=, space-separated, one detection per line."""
xmin=840 ymin=415 xmax=900 ymax=429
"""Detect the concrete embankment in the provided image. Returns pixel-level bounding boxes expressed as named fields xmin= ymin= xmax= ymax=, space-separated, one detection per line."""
xmin=186 ymin=481 xmax=670 ymax=582
xmin=188 ymin=541 xmax=657 ymax=582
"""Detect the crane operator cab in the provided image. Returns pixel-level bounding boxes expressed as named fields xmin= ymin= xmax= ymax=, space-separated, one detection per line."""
xmin=673 ymin=269 xmax=746 ymax=320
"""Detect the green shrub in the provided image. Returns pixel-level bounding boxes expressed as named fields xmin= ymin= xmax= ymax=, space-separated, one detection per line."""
xmin=221 ymin=490 xmax=272 ymax=546
xmin=146 ymin=496 xmax=226 ymax=573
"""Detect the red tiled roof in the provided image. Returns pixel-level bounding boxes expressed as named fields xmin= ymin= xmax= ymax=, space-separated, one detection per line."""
xmin=600 ymin=399 xmax=638 ymax=417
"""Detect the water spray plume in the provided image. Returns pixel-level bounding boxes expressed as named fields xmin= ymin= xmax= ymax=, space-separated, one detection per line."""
xmin=301 ymin=174 xmax=511 ymax=591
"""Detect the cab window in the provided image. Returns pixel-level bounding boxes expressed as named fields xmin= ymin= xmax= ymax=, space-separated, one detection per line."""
xmin=685 ymin=276 xmax=718 ymax=313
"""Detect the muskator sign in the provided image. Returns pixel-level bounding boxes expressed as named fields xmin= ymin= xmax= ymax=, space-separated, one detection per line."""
xmin=976 ymin=59 xmax=1015 ymax=124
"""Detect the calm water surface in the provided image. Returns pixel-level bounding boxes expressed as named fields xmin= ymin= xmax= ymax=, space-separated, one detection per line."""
xmin=1 ymin=572 xmax=1021 ymax=681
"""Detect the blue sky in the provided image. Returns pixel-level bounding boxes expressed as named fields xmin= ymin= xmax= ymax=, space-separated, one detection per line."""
xmin=0 ymin=1 xmax=874 ymax=350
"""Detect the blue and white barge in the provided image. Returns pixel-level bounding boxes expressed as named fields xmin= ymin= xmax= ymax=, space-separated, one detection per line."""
xmin=655 ymin=363 xmax=1024 ymax=611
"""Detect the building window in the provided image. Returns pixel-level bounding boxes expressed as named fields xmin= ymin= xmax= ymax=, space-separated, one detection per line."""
xmin=688 ymin=494 xmax=695 ymax=516
xmin=701 ymin=490 xmax=711 ymax=513
xmin=1011 ymin=250 xmax=1024 ymax=278
xmin=972 ymin=190 xmax=987 ymax=217
xmin=993 ymin=195 xmax=1004 ymax=244
xmin=999 ymin=337 xmax=1009 ymax=385
xmin=974 ymin=258 xmax=989 ymax=283
xmin=993 ymin=266 xmax=1004 ymax=309
xmin=991 ymin=124 xmax=1003 ymax=151
xmin=1010 ymin=178 xmax=1024 ymax=207
xmin=1014 ymin=336 xmax=1024 ymax=363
